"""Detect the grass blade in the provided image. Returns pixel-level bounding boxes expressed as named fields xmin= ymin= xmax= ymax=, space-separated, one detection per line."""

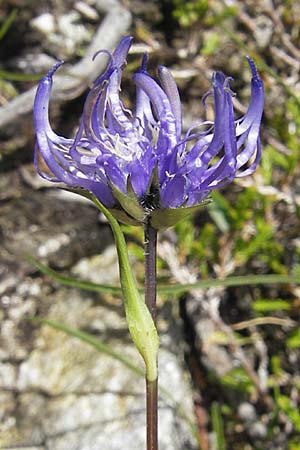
xmin=0 ymin=69 xmax=44 ymax=82
xmin=211 ymin=402 xmax=226 ymax=450
xmin=27 ymin=255 xmax=122 ymax=295
xmin=35 ymin=317 xmax=143 ymax=376
xmin=28 ymin=255 xmax=300 ymax=296
xmin=0 ymin=9 xmax=17 ymax=41
xmin=158 ymin=273 xmax=300 ymax=294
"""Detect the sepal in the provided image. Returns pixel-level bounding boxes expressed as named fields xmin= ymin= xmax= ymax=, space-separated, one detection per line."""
xmin=109 ymin=208 xmax=141 ymax=226
xmin=150 ymin=199 xmax=211 ymax=230
xmin=109 ymin=177 xmax=146 ymax=222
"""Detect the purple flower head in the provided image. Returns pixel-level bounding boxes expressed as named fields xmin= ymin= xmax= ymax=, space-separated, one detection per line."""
xmin=34 ymin=36 xmax=264 ymax=228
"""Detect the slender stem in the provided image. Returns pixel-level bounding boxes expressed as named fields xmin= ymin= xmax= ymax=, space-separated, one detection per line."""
xmin=144 ymin=221 xmax=158 ymax=323
xmin=144 ymin=220 xmax=158 ymax=450
xmin=146 ymin=379 xmax=158 ymax=450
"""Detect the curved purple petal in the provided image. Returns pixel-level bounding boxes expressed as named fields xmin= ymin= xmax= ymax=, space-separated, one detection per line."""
xmin=112 ymin=36 xmax=133 ymax=67
xmin=232 ymin=58 xmax=264 ymax=177
xmin=133 ymin=72 xmax=177 ymax=151
xmin=34 ymin=62 xmax=115 ymax=206
xmin=34 ymin=63 xmax=82 ymax=186
xmin=106 ymin=69 xmax=134 ymax=134
xmin=129 ymin=153 xmax=156 ymax=198
xmin=185 ymin=72 xmax=230 ymax=184
xmin=236 ymin=57 xmax=264 ymax=136
xmin=200 ymin=80 xmax=237 ymax=188
xmin=160 ymin=173 xmax=186 ymax=208
xmin=158 ymin=66 xmax=182 ymax=138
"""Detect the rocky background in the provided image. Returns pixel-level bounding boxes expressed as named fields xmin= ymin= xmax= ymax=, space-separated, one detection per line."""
xmin=1 ymin=1 xmax=300 ymax=450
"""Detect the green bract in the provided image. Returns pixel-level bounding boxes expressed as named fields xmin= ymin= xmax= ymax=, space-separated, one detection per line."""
xmin=66 ymin=187 xmax=159 ymax=382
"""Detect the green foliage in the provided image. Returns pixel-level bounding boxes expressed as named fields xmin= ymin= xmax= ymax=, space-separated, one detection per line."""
xmin=176 ymin=184 xmax=288 ymax=274
xmin=270 ymin=355 xmax=283 ymax=377
xmin=208 ymin=192 xmax=231 ymax=232
xmin=235 ymin=215 xmax=284 ymax=272
xmin=274 ymin=386 xmax=300 ymax=432
xmin=172 ymin=0 xmax=209 ymax=27
xmin=289 ymin=441 xmax=300 ymax=450
xmin=205 ymin=5 xmax=237 ymax=26
xmin=269 ymin=357 xmax=300 ymax=440
xmin=287 ymin=329 xmax=300 ymax=349
xmin=201 ymin=32 xmax=220 ymax=56
xmin=261 ymin=145 xmax=290 ymax=183
xmin=175 ymin=217 xmax=218 ymax=277
xmin=219 ymin=367 xmax=255 ymax=394
xmin=252 ymin=299 xmax=291 ymax=313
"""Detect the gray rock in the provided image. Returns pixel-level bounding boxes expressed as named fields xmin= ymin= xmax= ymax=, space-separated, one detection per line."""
xmin=248 ymin=421 xmax=268 ymax=439
xmin=71 ymin=245 xmax=119 ymax=285
xmin=0 ymin=363 xmax=17 ymax=389
xmin=254 ymin=15 xmax=273 ymax=49
xmin=0 ymin=174 xmax=197 ymax=450
xmin=238 ymin=402 xmax=257 ymax=422
xmin=0 ymin=188 xmax=112 ymax=270
xmin=12 ymin=291 xmax=196 ymax=449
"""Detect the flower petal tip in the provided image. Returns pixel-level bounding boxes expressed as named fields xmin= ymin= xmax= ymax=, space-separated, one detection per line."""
xmin=157 ymin=65 xmax=168 ymax=76
xmin=246 ymin=56 xmax=263 ymax=87
xmin=212 ymin=71 xmax=226 ymax=89
xmin=112 ymin=35 xmax=133 ymax=64
xmin=140 ymin=52 xmax=148 ymax=72
xmin=46 ymin=60 xmax=64 ymax=80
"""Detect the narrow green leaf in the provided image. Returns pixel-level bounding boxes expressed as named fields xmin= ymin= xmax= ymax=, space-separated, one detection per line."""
xmin=36 ymin=317 xmax=143 ymax=376
xmin=158 ymin=274 xmax=300 ymax=294
xmin=0 ymin=9 xmax=17 ymax=41
xmin=211 ymin=402 xmax=226 ymax=450
xmin=27 ymin=255 xmax=300 ymax=297
xmin=252 ymin=299 xmax=291 ymax=313
xmin=26 ymin=254 xmax=122 ymax=295
xmin=0 ymin=69 xmax=45 ymax=82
